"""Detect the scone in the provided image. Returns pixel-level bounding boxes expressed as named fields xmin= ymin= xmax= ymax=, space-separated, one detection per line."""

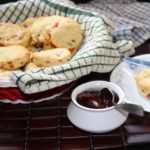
xmin=28 ymin=16 xmax=84 ymax=54
xmin=24 ymin=62 xmax=41 ymax=71
xmin=135 ymin=69 xmax=150 ymax=98
xmin=0 ymin=22 xmax=29 ymax=46
xmin=0 ymin=69 xmax=21 ymax=78
xmin=26 ymin=44 xmax=39 ymax=52
xmin=20 ymin=17 xmax=37 ymax=29
xmin=0 ymin=69 xmax=12 ymax=78
xmin=31 ymin=48 xmax=71 ymax=67
xmin=0 ymin=45 xmax=30 ymax=70
xmin=50 ymin=18 xmax=84 ymax=55
xmin=27 ymin=16 xmax=62 ymax=48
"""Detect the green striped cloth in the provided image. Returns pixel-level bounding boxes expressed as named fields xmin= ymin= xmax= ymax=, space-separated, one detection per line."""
xmin=0 ymin=0 xmax=134 ymax=94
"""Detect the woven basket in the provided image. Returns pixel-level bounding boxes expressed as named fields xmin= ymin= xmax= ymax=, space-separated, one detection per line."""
xmin=0 ymin=0 xmax=134 ymax=103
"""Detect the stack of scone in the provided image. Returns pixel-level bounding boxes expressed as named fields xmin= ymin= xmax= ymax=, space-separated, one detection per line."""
xmin=135 ymin=69 xmax=150 ymax=98
xmin=0 ymin=16 xmax=84 ymax=77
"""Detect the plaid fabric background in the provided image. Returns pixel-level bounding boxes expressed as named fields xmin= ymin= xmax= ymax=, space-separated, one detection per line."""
xmin=0 ymin=0 xmax=134 ymax=95
xmin=74 ymin=0 xmax=150 ymax=47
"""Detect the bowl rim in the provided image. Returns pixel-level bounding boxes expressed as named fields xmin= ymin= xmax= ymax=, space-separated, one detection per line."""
xmin=71 ymin=80 xmax=124 ymax=112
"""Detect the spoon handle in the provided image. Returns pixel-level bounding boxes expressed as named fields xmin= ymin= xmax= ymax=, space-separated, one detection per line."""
xmin=115 ymin=103 xmax=144 ymax=117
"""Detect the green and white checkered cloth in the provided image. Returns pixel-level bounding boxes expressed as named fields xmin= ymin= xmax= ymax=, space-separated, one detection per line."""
xmin=0 ymin=0 xmax=134 ymax=94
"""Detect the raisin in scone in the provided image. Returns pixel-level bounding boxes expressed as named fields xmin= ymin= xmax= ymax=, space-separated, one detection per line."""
xmin=135 ymin=69 xmax=150 ymax=98
xmin=0 ymin=22 xmax=29 ymax=46
xmin=0 ymin=45 xmax=30 ymax=70
xmin=31 ymin=48 xmax=71 ymax=67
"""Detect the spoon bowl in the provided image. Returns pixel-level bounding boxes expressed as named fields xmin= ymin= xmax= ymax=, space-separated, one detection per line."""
xmin=102 ymin=88 xmax=144 ymax=117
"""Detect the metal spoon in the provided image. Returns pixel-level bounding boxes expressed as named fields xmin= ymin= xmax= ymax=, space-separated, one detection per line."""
xmin=100 ymin=88 xmax=144 ymax=117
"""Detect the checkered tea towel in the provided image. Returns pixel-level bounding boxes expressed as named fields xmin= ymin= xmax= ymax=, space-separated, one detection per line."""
xmin=0 ymin=0 xmax=134 ymax=94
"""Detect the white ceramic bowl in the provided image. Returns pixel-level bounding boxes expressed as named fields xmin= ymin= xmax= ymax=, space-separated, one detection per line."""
xmin=67 ymin=80 xmax=129 ymax=133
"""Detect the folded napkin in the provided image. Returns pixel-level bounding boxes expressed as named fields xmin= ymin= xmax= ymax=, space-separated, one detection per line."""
xmin=77 ymin=0 xmax=150 ymax=47
xmin=0 ymin=0 xmax=134 ymax=94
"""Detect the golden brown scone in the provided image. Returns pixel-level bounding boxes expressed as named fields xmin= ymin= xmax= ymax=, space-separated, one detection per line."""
xmin=20 ymin=17 xmax=37 ymax=29
xmin=28 ymin=16 xmax=64 ymax=47
xmin=50 ymin=18 xmax=84 ymax=55
xmin=0 ymin=22 xmax=29 ymax=46
xmin=135 ymin=69 xmax=150 ymax=98
xmin=42 ymin=43 xmax=55 ymax=50
xmin=26 ymin=44 xmax=39 ymax=52
xmin=0 ymin=45 xmax=30 ymax=70
xmin=31 ymin=48 xmax=71 ymax=67
xmin=24 ymin=62 xmax=41 ymax=71
xmin=0 ymin=69 xmax=21 ymax=78
xmin=0 ymin=69 xmax=12 ymax=77
xmin=28 ymin=16 xmax=84 ymax=55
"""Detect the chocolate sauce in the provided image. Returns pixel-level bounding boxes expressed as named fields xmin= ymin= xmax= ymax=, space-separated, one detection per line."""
xmin=76 ymin=89 xmax=119 ymax=109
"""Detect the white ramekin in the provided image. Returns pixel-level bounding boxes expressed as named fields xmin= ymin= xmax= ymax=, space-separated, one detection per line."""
xmin=67 ymin=80 xmax=128 ymax=133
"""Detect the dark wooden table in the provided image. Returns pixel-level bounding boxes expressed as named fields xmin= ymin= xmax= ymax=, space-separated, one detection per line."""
xmin=0 ymin=39 xmax=149 ymax=150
